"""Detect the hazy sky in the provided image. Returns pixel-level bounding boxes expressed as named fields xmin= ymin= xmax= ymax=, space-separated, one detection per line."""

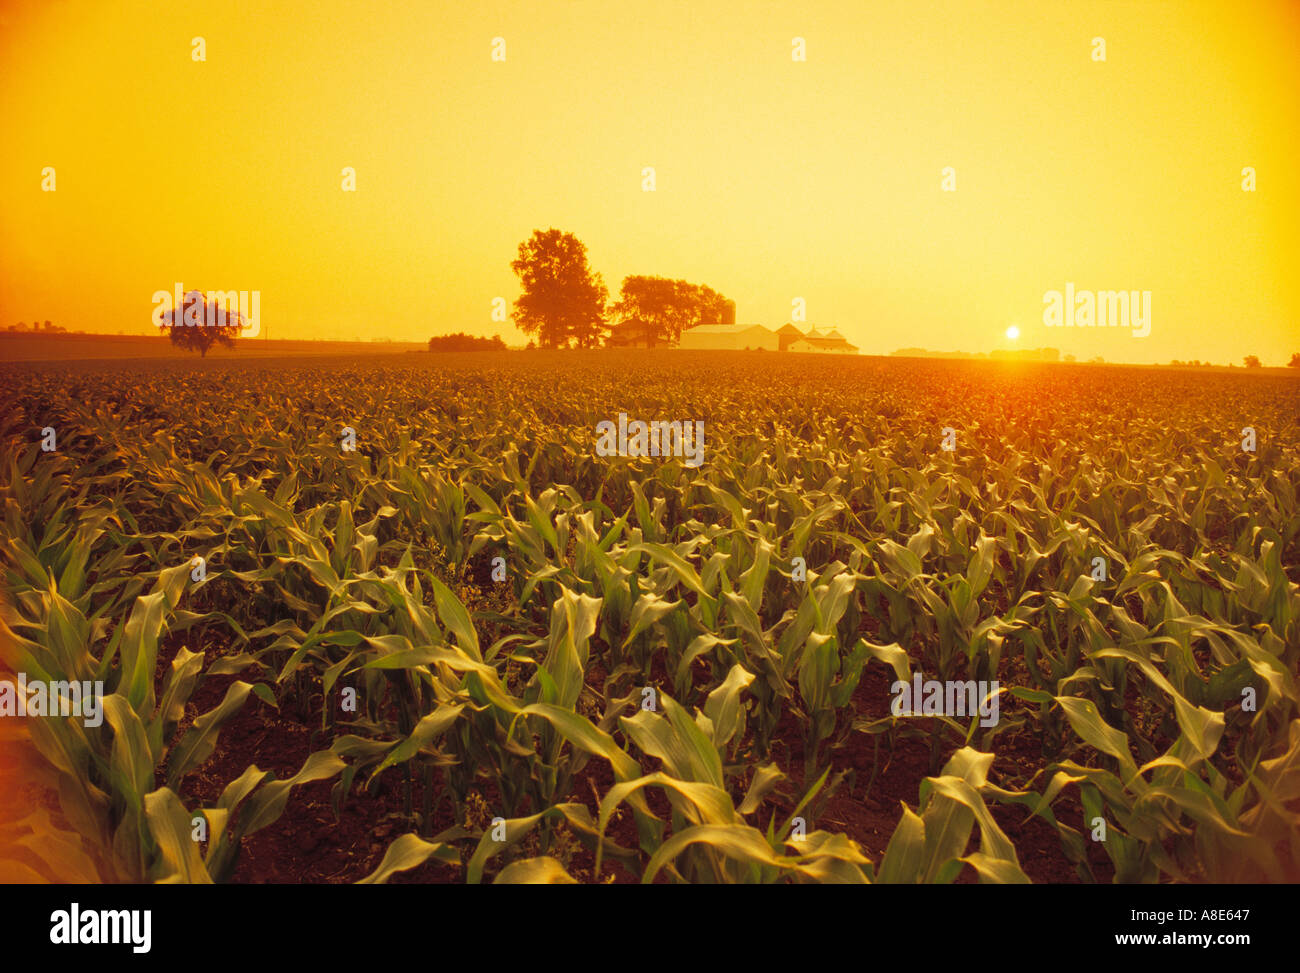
xmin=2 ymin=0 xmax=1297 ymax=363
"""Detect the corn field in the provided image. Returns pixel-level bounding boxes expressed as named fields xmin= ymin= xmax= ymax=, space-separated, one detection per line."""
xmin=1 ymin=351 xmax=1297 ymax=884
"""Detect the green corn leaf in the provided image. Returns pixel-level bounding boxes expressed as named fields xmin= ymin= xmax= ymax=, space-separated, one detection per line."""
xmin=166 ymin=681 xmax=255 ymax=788
xmin=143 ymin=787 xmax=212 ymax=884
xmin=356 ymin=833 xmax=457 ymax=884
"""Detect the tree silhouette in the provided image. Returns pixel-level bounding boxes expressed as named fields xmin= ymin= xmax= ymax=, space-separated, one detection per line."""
xmin=696 ymin=286 xmax=735 ymax=325
xmin=610 ymin=277 xmax=736 ymax=347
xmin=510 ymin=229 xmax=608 ymax=348
xmin=160 ymin=291 xmax=243 ymax=357
xmin=1244 ymin=355 xmax=1262 ymax=368
xmin=1288 ymin=353 xmax=1300 ymax=368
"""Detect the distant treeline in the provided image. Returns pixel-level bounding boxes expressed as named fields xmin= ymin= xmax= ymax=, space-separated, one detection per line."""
xmin=7 ymin=321 xmax=70 ymax=333
xmin=427 ymin=332 xmax=507 ymax=352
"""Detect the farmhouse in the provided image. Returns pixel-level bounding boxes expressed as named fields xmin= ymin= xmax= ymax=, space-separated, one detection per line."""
xmin=606 ymin=318 xmax=656 ymax=349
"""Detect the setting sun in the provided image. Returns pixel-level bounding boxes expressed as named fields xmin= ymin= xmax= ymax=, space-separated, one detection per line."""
xmin=1006 ymin=325 xmax=1020 ymax=341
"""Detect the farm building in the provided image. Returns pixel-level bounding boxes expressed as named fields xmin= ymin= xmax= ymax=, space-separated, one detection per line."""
xmin=605 ymin=318 xmax=656 ymax=348
xmin=776 ymin=323 xmax=805 ymax=350
xmin=677 ymin=323 xmax=780 ymax=351
xmin=785 ymin=326 xmax=859 ymax=354
xmin=675 ymin=322 xmax=858 ymax=354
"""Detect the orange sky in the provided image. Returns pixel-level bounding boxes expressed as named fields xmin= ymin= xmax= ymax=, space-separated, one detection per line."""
xmin=2 ymin=0 xmax=1297 ymax=363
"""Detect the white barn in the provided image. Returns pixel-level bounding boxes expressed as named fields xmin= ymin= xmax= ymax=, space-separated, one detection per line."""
xmin=785 ymin=326 xmax=859 ymax=354
xmin=677 ymin=323 xmax=779 ymax=351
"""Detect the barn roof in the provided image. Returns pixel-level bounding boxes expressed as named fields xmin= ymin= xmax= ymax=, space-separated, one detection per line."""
xmin=685 ymin=323 xmax=773 ymax=334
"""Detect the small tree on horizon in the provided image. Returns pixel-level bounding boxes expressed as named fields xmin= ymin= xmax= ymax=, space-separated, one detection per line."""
xmin=160 ymin=291 xmax=243 ymax=358
xmin=1244 ymin=355 xmax=1262 ymax=368
xmin=1288 ymin=352 xmax=1300 ymax=368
